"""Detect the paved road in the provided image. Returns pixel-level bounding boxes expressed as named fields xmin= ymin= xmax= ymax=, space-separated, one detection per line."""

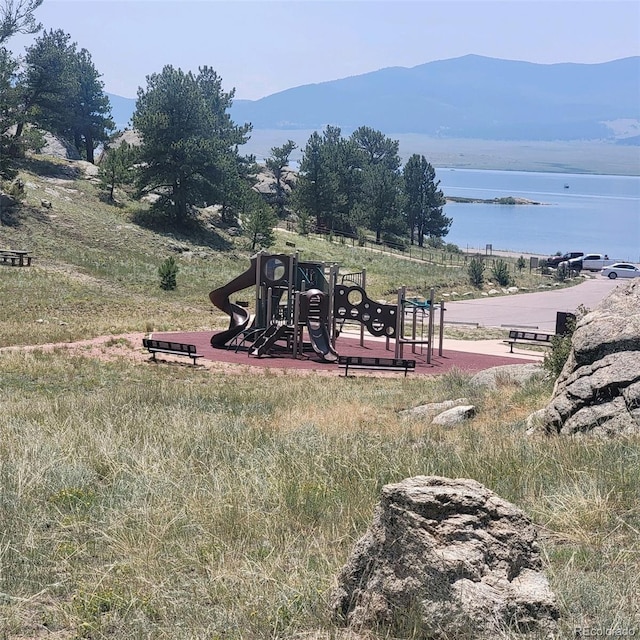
xmin=443 ymin=276 xmax=623 ymax=333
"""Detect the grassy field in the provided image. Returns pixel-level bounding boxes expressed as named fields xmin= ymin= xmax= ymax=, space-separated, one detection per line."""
xmin=0 ymin=157 xmax=638 ymax=639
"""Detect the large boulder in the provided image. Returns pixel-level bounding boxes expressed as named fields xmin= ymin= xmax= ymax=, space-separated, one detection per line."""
xmin=332 ymin=476 xmax=558 ymax=638
xmin=41 ymin=132 xmax=81 ymax=160
xmin=528 ymin=280 xmax=640 ymax=436
xmin=470 ymin=363 xmax=547 ymax=390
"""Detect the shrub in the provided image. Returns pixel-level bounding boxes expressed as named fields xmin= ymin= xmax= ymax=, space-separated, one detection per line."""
xmin=444 ymin=242 xmax=462 ymax=254
xmin=158 ymin=256 xmax=178 ymax=290
xmin=555 ymin=264 xmax=569 ymax=282
xmin=491 ymin=259 xmax=511 ymax=286
xmin=296 ymin=210 xmax=311 ymax=236
xmin=516 ymin=256 xmax=526 ymax=272
xmin=543 ymin=333 xmax=573 ymax=378
xmin=543 ymin=306 xmax=586 ymax=377
xmin=468 ymin=257 xmax=485 ymax=288
xmin=382 ymin=232 xmax=407 ymax=251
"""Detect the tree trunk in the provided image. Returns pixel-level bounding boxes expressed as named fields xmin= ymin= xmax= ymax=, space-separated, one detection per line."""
xmin=85 ymin=134 xmax=94 ymax=164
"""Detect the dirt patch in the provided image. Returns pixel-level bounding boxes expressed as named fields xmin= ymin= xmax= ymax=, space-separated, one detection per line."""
xmin=0 ymin=333 xmax=330 ymax=377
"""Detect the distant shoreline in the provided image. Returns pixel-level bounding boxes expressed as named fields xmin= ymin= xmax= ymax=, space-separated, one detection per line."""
xmin=244 ymin=131 xmax=640 ymax=177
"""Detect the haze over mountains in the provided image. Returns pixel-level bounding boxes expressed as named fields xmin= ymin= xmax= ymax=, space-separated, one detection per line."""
xmin=108 ymin=55 xmax=640 ymax=144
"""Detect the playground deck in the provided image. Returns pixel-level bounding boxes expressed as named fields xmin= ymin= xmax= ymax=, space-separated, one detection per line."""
xmin=150 ymin=330 xmax=538 ymax=375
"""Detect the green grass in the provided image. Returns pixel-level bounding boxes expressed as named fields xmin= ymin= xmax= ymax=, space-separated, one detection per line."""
xmin=0 ymin=352 xmax=638 ymax=638
xmin=0 ymin=156 xmax=638 ymax=639
xmin=0 ymin=155 xmax=568 ymax=348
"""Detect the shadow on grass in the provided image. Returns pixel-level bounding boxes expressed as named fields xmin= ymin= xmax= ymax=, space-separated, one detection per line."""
xmin=1 ymin=202 xmax=51 ymax=228
xmin=18 ymin=156 xmax=82 ymax=180
xmin=129 ymin=206 xmax=233 ymax=251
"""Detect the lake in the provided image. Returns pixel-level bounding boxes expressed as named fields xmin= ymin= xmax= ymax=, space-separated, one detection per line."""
xmin=437 ymin=168 xmax=640 ymax=261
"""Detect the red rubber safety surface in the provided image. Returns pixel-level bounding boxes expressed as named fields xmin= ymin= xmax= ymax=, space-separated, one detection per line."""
xmin=152 ymin=331 xmax=538 ymax=375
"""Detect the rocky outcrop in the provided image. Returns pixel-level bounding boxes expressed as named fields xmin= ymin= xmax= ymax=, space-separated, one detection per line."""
xmin=252 ymin=165 xmax=297 ymax=198
xmin=528 ymin=280 xmax=640 ymax=436
xmin=332 ymin=476 xmax=559 ymax=638
xmin=41 ymin=132 xmax=81 ymax=160
xmin=399 ymin=398 xmax=469 ymax=418
xmin=431 ymin=404 xmax=476 ymax=426
xmin=400 ymin=399 xmax=476 ymax=426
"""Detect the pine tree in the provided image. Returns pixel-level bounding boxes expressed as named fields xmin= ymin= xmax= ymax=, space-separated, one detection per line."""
xmin=349 ymin=126 xmax=405 ymax=243
xmin=244 ymin=192 xmax=277 ymax=251
xmin=403 ymin=154 xmax=450 ymax=246
xmin=133 ymin=65 xmax=251 ymax=227
xmin=0 ymin=0 xmax=43 ymax=176
xmin=265 ymin=139 xmax=296 ymax=218
xmin=14 ymin=29 xmax=113 ymax=161
xmin=98 ymin=140 xmax=137 ymax=201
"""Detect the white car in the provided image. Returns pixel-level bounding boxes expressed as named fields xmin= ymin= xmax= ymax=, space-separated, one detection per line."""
xmin=600 ymin=263 xmax=640 ymax=279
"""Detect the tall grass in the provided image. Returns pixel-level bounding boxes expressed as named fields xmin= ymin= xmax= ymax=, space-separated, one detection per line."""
xmin=0 ymin=349 xmax=638 ymax=638
xmin=1 ymin=159 xmax=637 ymax=638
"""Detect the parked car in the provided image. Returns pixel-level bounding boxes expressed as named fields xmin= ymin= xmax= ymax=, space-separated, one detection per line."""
xmin=546 ymin=251 xmax=583 ymax=267
xmin=600 ymin=263 xmax=640 ymax=279
xmin=559 ymin=253 xmax=615 ymax=272
xmin=580 ymin=254 xmax=616 ymax=271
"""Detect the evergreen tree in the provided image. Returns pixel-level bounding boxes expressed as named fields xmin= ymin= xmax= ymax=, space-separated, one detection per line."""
xmin=350 ymin=126 xmax=405 ymax=242
xmin=294 ymin=126 xmax=361 ymax=234
xmin=294 ymin=130 xmax=338 ymax=232
xmin=295 ymin=125 xmax=406 ymax=241
xmin=244 ymin=190 xmax=277 ymax=251
xmin=68 ymin=48 xmax=114 ymax=162
xmin=14 ymin=29 xmax=75 ymax=140
xmin=14 ymin=29 xmax=113 ymax=161
xmin=351 ymin=125 xmax=400 ymax=170
xmin=357 ymin=161 xmax=406 ymax=243
xmin=158 ymin=256 xmax=178 ymax=290
xmin=265 ymin=139 xmax=296 ymax=218
xmin=133 ymin=65 xmax=251 ymax=227
xmin=0 ymin=0 xmax=42 ymax=45
xmin=468 ymin=257 xmax=485 ymax=288
xmin=403 ymin=154 xmax=450 ymax=246
xmin=98 ymin=139 xmax=137 ymax=201
xmin=0 ymin=45 xmax=19 ymax=179
xmin=0 ymin=0 xmax=43 ymax=177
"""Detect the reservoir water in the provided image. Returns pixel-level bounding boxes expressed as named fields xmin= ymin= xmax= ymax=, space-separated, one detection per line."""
xmin=437 ymin=169 xmax=640 ymax=261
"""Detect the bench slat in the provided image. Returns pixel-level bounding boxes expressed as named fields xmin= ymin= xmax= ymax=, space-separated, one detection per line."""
xmin=505 ymin=329 xmax=554 ymax=353
xmin=143 ymin=338 xmax=202 ymax=364
xmin=338 ymin=355 xmax=416 ymax=376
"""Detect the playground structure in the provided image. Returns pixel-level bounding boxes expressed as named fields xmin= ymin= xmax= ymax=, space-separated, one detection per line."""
xmin=208 ymin=251 xmax=445 ymax=364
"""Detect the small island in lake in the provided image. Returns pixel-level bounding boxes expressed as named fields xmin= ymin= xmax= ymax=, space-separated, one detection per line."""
xmin=446 ymin=196 xmax=544 ymax=205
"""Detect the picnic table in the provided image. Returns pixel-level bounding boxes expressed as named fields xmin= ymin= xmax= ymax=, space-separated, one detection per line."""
xmin=0 ymin=249 xmax=33 ymax=267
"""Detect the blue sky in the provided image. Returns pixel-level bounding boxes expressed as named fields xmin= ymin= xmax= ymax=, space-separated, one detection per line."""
xmin=7 ymin=0 xmax=640 ymax=100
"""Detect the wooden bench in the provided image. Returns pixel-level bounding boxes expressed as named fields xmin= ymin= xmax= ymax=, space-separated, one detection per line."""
xmin=504 ymin=330 xmax=554 ymax=353
xmin=0 ymin=250 xmax=32 ymax=267
xmin=338 ymin=355 xmax=416 ymax=376
xmin=143 ymin=338 xmax=203 ymax=365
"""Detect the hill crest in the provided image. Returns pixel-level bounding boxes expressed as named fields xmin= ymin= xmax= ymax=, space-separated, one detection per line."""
xmin=107 ymin=55 xmax=640 ymax=142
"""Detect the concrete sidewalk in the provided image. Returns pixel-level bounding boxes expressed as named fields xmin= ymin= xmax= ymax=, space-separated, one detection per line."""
xmin=442 ymin=276 xmax=621 ymax=333
xmin=441 ymin=338 xmax=545 ymax=361
xmin=340 ymin=330 xmax=546 ymax=362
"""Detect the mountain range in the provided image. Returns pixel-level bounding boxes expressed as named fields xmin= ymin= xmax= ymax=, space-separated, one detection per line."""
xmin=107 ymin=55 xmax=640 ymax=143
